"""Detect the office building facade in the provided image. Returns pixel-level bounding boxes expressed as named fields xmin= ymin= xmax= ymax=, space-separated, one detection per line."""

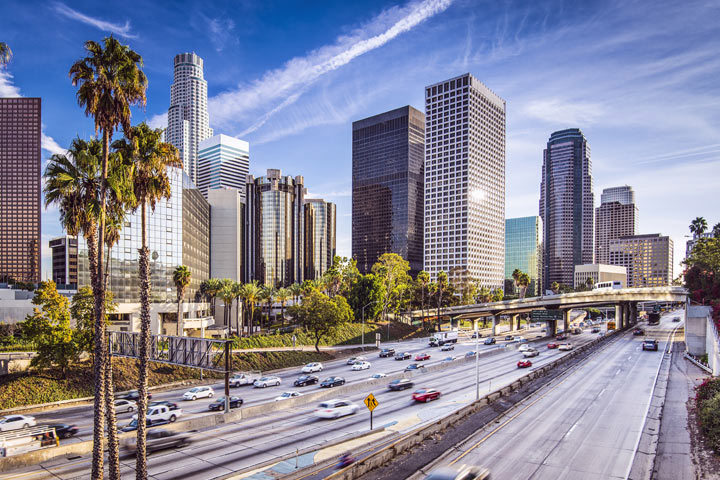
xmin=573 ymin=263 xmax=627 ymax=289
xmin=352 ymin=106 xmax=425 ymax=275
xmin=423 ymin=74 xmax=506 ymax=289
xmin=595 ymin=186 xmax=638 ymax=264
xmin=165 ymin=53 xmax=213 ymax=185
xmin=208 ymin=188 xmax=245 ymax=282
xmin=49 ymin=236 xmax=78 ymax=289
xmin=197 ymin=134 xmax=250 ymax=201
xmin=600 ymin=185 xmax=635 ymax=205
xmin=539 ymin=128 xmax=594 ymax=290
xmin=504 ymin=216 xmax=543 ymax=297
xmin=608 ymin=234 xmax=673 ymax=287
xmin=305 ymin=199 xmax=337 ymax=280
xmin=0 ymin=98 xmax=41 ymax=285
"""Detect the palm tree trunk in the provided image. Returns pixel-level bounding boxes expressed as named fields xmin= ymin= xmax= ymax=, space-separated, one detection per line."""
xmin=104 ymin=343 xmax=120 ymax=480
xmin=176 ymin=293 xmax=183 ymax=336
xmin=236 ymin=298 xmax=241 ymax=337
xmin=136 ymin=202 xmax=151 ymax=480
xmin=89 ymin=227 xmax=106 ymax=480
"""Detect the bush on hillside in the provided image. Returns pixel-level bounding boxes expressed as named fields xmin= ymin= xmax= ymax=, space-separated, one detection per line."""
xmin=696 ymin=377 xmax=720 ymax=454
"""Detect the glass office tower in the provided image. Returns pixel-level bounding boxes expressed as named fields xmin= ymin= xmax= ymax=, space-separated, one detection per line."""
xmin=505 ymin=216 xmax=543 ymax=297
xmin=304 ymin=199 xmax=337 ymax=280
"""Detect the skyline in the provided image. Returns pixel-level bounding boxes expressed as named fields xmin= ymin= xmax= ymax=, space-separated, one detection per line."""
xmin=2 ymin=0 xmax=718 ymax=279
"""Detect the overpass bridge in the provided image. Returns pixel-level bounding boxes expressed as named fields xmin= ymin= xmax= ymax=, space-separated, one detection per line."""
xmin=410 ymin=286 xmax=688 ymax=336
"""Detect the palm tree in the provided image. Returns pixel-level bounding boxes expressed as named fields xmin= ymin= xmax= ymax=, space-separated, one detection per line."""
xmin=201 ymin=278 xmax=222 ymax=316
xmin=690 ymin=217 xmax=708 ymax=237
xmin=417 ymin=271 xmax=430 ymax=330
xmin=435 ymin=271 xmax=448 ymax=331
xmin=275 ymin=288 xmax=291 ymax=325
xmin=243 ymin=282 xmax=261 ymax=335
xmin=713 ymin=223 xmax=720 ymax=239
xmin=113 ymin=122 xmax=178 ymax=480
xmin=219 ymin=282 xmax=236 ymax=330
xmin=518 ymin=272 xmax=531 ymax=299
xmin=173 ymin=266 xmax=191 ymax=336
xmin=289 ymin=282 xmax=303 ymax=306
xmin=70 ymin=36 xmax=146 ymax=480
xmin=550 ymin=281 xmax=560 ymax=294
xmin=259 ymin=285 xmax=275 ymax=328
xmin=0 ymin=42 xmax=12 ymax=67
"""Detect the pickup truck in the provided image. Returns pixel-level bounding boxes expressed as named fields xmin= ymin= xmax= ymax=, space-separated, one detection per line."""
xmin=132 ymin=405 xmax=181 ymax=426
xmin=229 ymin=373 xmax=256 ymax=387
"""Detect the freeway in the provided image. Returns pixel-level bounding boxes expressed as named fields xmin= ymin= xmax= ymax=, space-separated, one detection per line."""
xmin=3 ymin=322 xmax=606 ymax=479
xmin=418 ymin=311 xmax=681 ymax=480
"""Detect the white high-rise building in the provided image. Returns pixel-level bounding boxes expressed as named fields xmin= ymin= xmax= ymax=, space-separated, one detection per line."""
xmin=197 ymin=134 xmax=250 ymax=201
xmin=166 ymin=52 xmax=213 ymax=185
xmin=423 ymin=73 xmax=506 ymax=289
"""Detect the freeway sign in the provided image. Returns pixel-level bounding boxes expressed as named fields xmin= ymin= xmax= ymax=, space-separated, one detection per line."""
xmin=531 ymin=309 xmax=563 ymax=321
xmin=364 ymin=393 xmax=379 ymax=412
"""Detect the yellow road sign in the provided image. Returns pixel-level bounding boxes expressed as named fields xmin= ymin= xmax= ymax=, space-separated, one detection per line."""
xmin=364 ymin=393 xmax=379 ymax=412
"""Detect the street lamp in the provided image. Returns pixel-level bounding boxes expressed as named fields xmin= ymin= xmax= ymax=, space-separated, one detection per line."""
xmin=362 ymin=300 xmax=381 ymax=350
xmin=475 ymin=319 xmax=480 ymax=401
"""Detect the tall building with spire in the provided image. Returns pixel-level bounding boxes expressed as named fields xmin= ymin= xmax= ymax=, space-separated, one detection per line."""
xmin=165 ymin=52 xmax=213 ymax=185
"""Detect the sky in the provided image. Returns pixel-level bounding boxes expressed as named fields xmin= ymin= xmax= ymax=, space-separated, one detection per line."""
xmin=1 ymin=0 xmax=719 ymax=280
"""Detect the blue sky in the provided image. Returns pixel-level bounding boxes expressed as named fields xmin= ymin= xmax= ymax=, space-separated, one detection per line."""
xmin=2 ymin=0 xmax=719 ymax=279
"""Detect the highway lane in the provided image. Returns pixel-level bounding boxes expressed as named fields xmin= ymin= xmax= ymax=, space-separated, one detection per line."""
xmin=4 ymin=326 xmax=604 ymax=479
xmin=423 ymin=311 xmax=681 ymax=480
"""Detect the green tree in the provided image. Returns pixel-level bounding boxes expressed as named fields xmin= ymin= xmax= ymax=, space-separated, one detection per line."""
xmin=172 ymin=266 xmax=191 ymax=336
xmin=712 ymin=222 xmax=720 ymax=239
xmin=70 ymin=286 xmax=117 ymax=355
xmin=690 ymin=217 xmax=708 ymax=237
xmin=201 ymin=278 xmax=223 ymax=317
xmin=232 ymin=282 xmax=244 ymax=336
xmin=22 ymin=282 xmax=78 ymax=374
xmin=219 ymin=281 xmax=236 ymax=331
xmin=371 ymin=253 xmax=411 ymax=322
xmin=416 ymin=271 xmax=430 ymax=329
xmin=346 ymin=273 xmax=383 ymax=321
xmin=550 ymin=281 xmax=560 ymax=294
xmin=323 ymin=256 xmax=360 ymax=297
xmin=275 ymin=288 xmax=291 ymax=325
xmin=289 ymin=283 xmax=303 ymax=305
xmin=0 ymin=42 xmax=11 ymax=67
xmin=242 ymin=282 xmax=261 ymax=335
xmin=683 ymin=237 xmax=720 ymax=313
xmin=491 ymin=288 xmax=504 ymax=302
xmin=289 ymin=289 xmax=353 ymax=352
xmin=516 ymin=272 xmax=531 ymax=299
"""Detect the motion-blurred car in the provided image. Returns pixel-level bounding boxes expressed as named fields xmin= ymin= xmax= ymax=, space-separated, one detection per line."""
xmin=123 ymin=429 xmax=190 ymax=453
xmin=643 ymin=339 xmax=659 ymax=351
xmin=412 ymin=388 xmax=441 ymax=403
xmin=547 ymin=342 xmax=558 ymax=349
xmin=558 ymin=343 xmax=573 ymax=351
xmin=294 ymin=375 xmax=319 ymax=387
xmin=274 ymin=391 xmax=302 ymax=402
xmin=149 ymin=401 xmax=179 ymax=411
xmin=483 ymin=338 xmax=496 ymax=345
xmin=320 ymin=376 xmax=346 ymax=388
xmin=672 ymin=317 xmax=681 ymax=322
xmin=440 ymin=343 xmax=455 ymax=351
xmin=517 ymin=360 xmax=532 ymax=368
xmin=522 ymin=348 xmax=539 ymax=358
xmin=351 ymin=361 xmax=371 ymax=371
xmin=183 ymin=386 xmax=214 ymax=400
xmin=379 ymin=348 xmax=396 ymax=357
xmin=314 ymin=399 xmax=358 ymax=419
xmin=415 ymin=353 xmax=431 ymax=361
xmin=518 ymin=344 xmax=532 ymax=352
xmin=370 ymin=373 xmax=387 ymax=379
xmin=424 ymin=464 xmax=490 ymax=480
xmin=301 ymin=362 xmax=323 ymax=373
xmin=471 ymin=331 xmax=482 ymax=338
xmin=556 ymin=334 xmax=568 ymax=341
xmin=442 ymin=356 xmax=454 ymax=362
xmin=120 ymin=390 xmax=152 ymax=402
xmin=346 ymin=356 xmax=366 ymax=365
xmin=114 ymin=399 xmax=136 ymax=413
xmin=394 ymin=351 xmax=412 ymax=360
xmin=388 ymin=378 xmax=414 ymax=391
xmin=405 ymin=363 xmax=423 ymax=372
xmin=253 ymin=376 xmax=282 ymax=388
xmin=50 ymin=424 xmax=79 ymax=439
xmin=504 ymin=335 xmax=513 ymax=341
xmin=208 ymin=396 xmax=243 ymax=411
xmin=465 ymin=351 xmax=477 ymax=357
xmin=591 ymin=327 xmax=601 ymax=333
xmin=0 ymin=415 xmax=36 ymax=431
xmin=633 ymin=328 xmax=644 ymax=336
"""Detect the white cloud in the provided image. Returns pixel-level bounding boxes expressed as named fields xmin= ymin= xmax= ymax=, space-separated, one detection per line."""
xmin=209 ymin=0 xmax=453 ymax=135
xmin=306 ymin=190 xmax=352 ymax=198
xmin=0 ymin=71 xmax=21 ymax=97
xmin=42 ymin=131 xmax=65 ymax=157
xmin=147 ymin=112 xmax=168 ymax=130
xmin=523 ymin=99 xmax=606 ymax=126
xmin=204 ymin=15 xmax=237 ymax=52
xmin=53 ymin=2 xmax=137 ymax=39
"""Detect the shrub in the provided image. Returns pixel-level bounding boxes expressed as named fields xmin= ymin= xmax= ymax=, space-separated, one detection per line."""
xmin=696 ymin=378 xmax=720 ymax=454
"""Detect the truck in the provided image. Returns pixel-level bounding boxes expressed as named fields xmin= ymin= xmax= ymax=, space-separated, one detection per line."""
xmin=429 ymin=331 xmax=458 ymax=347
xmin=132 ymin=405 xmax=181 ymax=426
xmin=606 ymin=321 xmax=616 ymax=331
xmin=229 ymin=373 xmax=256 ymax=387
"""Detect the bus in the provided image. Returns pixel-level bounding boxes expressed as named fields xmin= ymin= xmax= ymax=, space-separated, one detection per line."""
xmin=593 ymin=281 xmax=622 ymax=290
xmin=606 ymin=321 xmax=616 ymax=330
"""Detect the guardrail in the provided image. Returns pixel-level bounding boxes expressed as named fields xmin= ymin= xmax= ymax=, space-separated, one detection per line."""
xmin=684 ymin=352 xmax=713 ymax=374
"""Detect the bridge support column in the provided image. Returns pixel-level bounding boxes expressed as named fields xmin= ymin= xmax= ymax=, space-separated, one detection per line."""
xmin=630 ymin=302 xmax=638 ymax=325
xmin=563 ymin=310 xmax=571 ymax=333
xmin=511 ymin=314 xmax=520 ymax=331
xmin=546 ymin=320 xmax=556 ymax=337
xmin=491 ymin=315 xmax=497 ymax=337
xmin=621 ymin=302 xmax=628 ymax=329
xmin=615 ymin=304 xmax=622 ymax=329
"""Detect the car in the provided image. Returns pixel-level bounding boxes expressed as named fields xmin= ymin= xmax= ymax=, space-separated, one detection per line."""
xmin=672 ymin=317 xmax=681 ymax=322
xmin=320 ymin=376 xmax=346 ymax=388
xmin=518 ymin=344 xmax=532 ymax=352
xmin=114 ymin=399 xmax=136 ymax=413
xmin=182 ymin=386 xmax=214 ymax=400
xmin=633 ymin=328 xmax=644 ymax=336
xmin=379 ymin=348 xmax=396 ymax=358
xmin=424 ymin=465 xmax=490 ymax=480
xmin=254 ymin=376 xmax=282 ymax=388
xmin=465 ymin=351 xmax=477 ymax=357
xmin=351 ymin=361 xmax=371 ymax=371
xmin=314 ymin=399 xmax=359 ymax=419
xmin=415 ymin=353 xmax=431 ymax=361
xmin=516 ymin=337 xmax=528 ymax=343
xmin=643 ymin=339 xmax=659 ymax=351
xmin=440 ymin=343 xmax=455 ymax=351
xmin=346 ymin=356 xmax=366 ymax=365
xmin=547 ymin=342 xmax=558 ymax=349
xmin=394 ymin=351 xmax=412 ymax=360
xmin=294 ymin=375 xmax=319 ymax=387
xmin=370 ymin=373 xmax=387 ymax=379
xmin=591 ymin=327 xmax=601 ymax=333
xmin=208 ymin=396 xmax=243 ymax=411
xmin=388 ymin=378 xmax=414 ymax=391
xmin=301 ymin=362 xmax=323 ymax=373
xmin=149 ymin=401 xmax=179 ymax=411
xmin=558 ymin=343 xmax=573 ymax=351
xmin=541 ymin=328 xmax=547 ymax=333
xmin=523 ymin=348 xmax=539 ymax=358
xmin=405 ymin=363 xmax=423 ymax=372
xmin=483 ymin=337 xmax=496 ymax=345
xmin=120 ymin=390 xmax=152 ymax=402
xmin=229 ymin=373 xmax=255 ymax=387
xmin=0 ymin=415 xmax=36 ymax=431
xmin=504 ymin=335 xmax=513 ymax=341
xmin=274 ymin=391 xmax=302 ymax=402
xmin=517 ymin=360 xmax=532 ymax=368
xmin=123 ymin=429 xmax=191 ymax=453
xmin=556 ymin=334 xmax=568 ymax=341
xmin=470 ymin=332 xmax=482 ymax=338
xmin=49 ymin=424 xmax=79 ymax=439
xmin=412 ymin=388 xmax=441 ymax=403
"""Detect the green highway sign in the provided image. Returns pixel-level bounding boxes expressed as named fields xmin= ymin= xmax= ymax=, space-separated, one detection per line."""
xmin=531 ymin=309 xmax=563 ymax=321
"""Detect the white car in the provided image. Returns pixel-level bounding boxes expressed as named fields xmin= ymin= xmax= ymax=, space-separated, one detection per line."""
xmin=370 ymin=373 xmax=387 ymax=379
xmin=301 ymin=362 xmax=323 ymax=373
xmin=254 ymin=376 xmax=282 ymax=388
xmin=114 ymin=399 xmax=136 ymax=413
xmin=229 ymin=373 xmax=255 ymax=387
xmin=518 ymin=344 xmax=532 ymax=352
xmin=182 ymin=386 xmax=214 ymax=401
xmin=558 ymin=343 xmax=574 ymax=351
xmin=440 ymin=344 xmax=455 ymax=351
xmin=314 ymin=399 xmax=359 ymax=419
xmin=346 ymin=356 xmax=367 ymax=365
xmin=0 ymin=415 xmax=36 ymax=432
xmin=274 ymin=391 xmax=302 ymax=401
xmin=523 ymin=348 xmax=539 ymax=358
xmin=351 ymin=361 xmax=371 ymax=371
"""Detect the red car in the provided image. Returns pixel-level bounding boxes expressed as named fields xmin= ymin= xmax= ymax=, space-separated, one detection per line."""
xmin=556 ymin=334 xmax=568 ymax=341
xmin=517 ymin=360 xmax=532 ymax=368
xmin=415 ymin=353 xmax=431 ymax=361
xmin=412 ymin=388 xmax=441 ymax=402
xmin=547 ymin=342 xmax=558 ymax=349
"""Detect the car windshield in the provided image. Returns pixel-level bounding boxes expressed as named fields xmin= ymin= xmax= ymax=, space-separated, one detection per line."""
xmin=189 ymin=388 xmax=200 ymax=392
xmin=414 ymin=389 xmax=427 ymax=394
xmin=258 ymin=377 xmax=269 ymax=381
xmin=319 ymin=403 xmax=330 ymax=408
xmin=281 ymin=393 xmax=292 ymax=397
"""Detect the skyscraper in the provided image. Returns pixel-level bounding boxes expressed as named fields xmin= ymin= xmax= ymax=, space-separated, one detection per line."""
xmin=197 ymin=134 xmax=250 ymax=200
xmin=539 ymin=128 xmax=594 ymax=290
xmin=505 ymin=216 xmax=543 ymax=297
xmin=0 ymin=98 xmax=41 ymax=285
xmin=352 ymin=106 xmax=425 ymax=275
xmin=304 ymin=199 xmax=337 ymax=280
xmin=423 ymin=74 xmax=506 ymax=289
xmin=609 ymin=234 xmax=673 ymax=287
xmin=49 ymin=236 xmax=78 ymax=289
xmin=165 ymin=53 xmax=213 ymax=185
xmin=595 ymin=185 xmax=638 ymax=264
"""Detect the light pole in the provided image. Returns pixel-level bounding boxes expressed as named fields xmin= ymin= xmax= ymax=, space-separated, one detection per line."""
xmin=475 ymin=319 xmax=480 ymax=401
xmin=362 ymin=300 xmax=380 ymax=350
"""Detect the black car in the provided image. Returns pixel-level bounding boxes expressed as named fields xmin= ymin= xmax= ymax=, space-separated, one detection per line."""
xmin=394 ymin=352 xmax=412 ymax=361
xmin=591 ymin=327 xmax=601 ymax=333
xmin=388 ymin=378 xmax=414 ymax=391
xmin=404 ymin=363 xmax=422 ymax=372
xmin=320 ymin=376 xmax=345 ymax=388
xmin=504 ymin=335 xmax=513 ymax=341
xmin=471 ymin=332 xmax=482 ymax=338
xmin=294 ymin=375 xmax=319 ymax=387
xmin=484 ymin=337 xmax=496 ymax=345
xmin=379 ymin=348 xmax=396 ymax=358
xmin=121 ymin=390 xmax=152 ymax=402
xmin=642 ymin=339 xmax=659 ymax=351
xmin=208 ymin=396 xmax=243 ymax=411
xmin=149 ymin=401 xmax=179 ymax=411
xmin=633 ymin=328 xmax=644 ymax=336
xmin=50 ymin=424 xmax=78 ymax=439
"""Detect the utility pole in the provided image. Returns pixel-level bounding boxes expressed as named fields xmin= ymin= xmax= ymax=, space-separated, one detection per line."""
xmin=475 ymin=320 xmax=480 ymax=400
xmin=224 ymin=340 xmax=231 ymax=413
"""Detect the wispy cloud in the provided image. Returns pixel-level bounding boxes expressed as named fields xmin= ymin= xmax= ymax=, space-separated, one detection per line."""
xmin=41 ymin=131 xmax=65 ymax=157
xmin=523 ymin=99 xmax=606 ymax=126
xmin=306 ymin=190 xmax=352 ymax=198
xmin=147 ymin=112 xmax=168 ymax=130
xmin=209 ymin=0 xmax=453 ymax=136
xmin=203 ymin=15 xmax=237 ymax=52
xmin=53 ymin=2 xmax=137 ymax=39
xmin=0 ymin=71 xmax=21 ymax=97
